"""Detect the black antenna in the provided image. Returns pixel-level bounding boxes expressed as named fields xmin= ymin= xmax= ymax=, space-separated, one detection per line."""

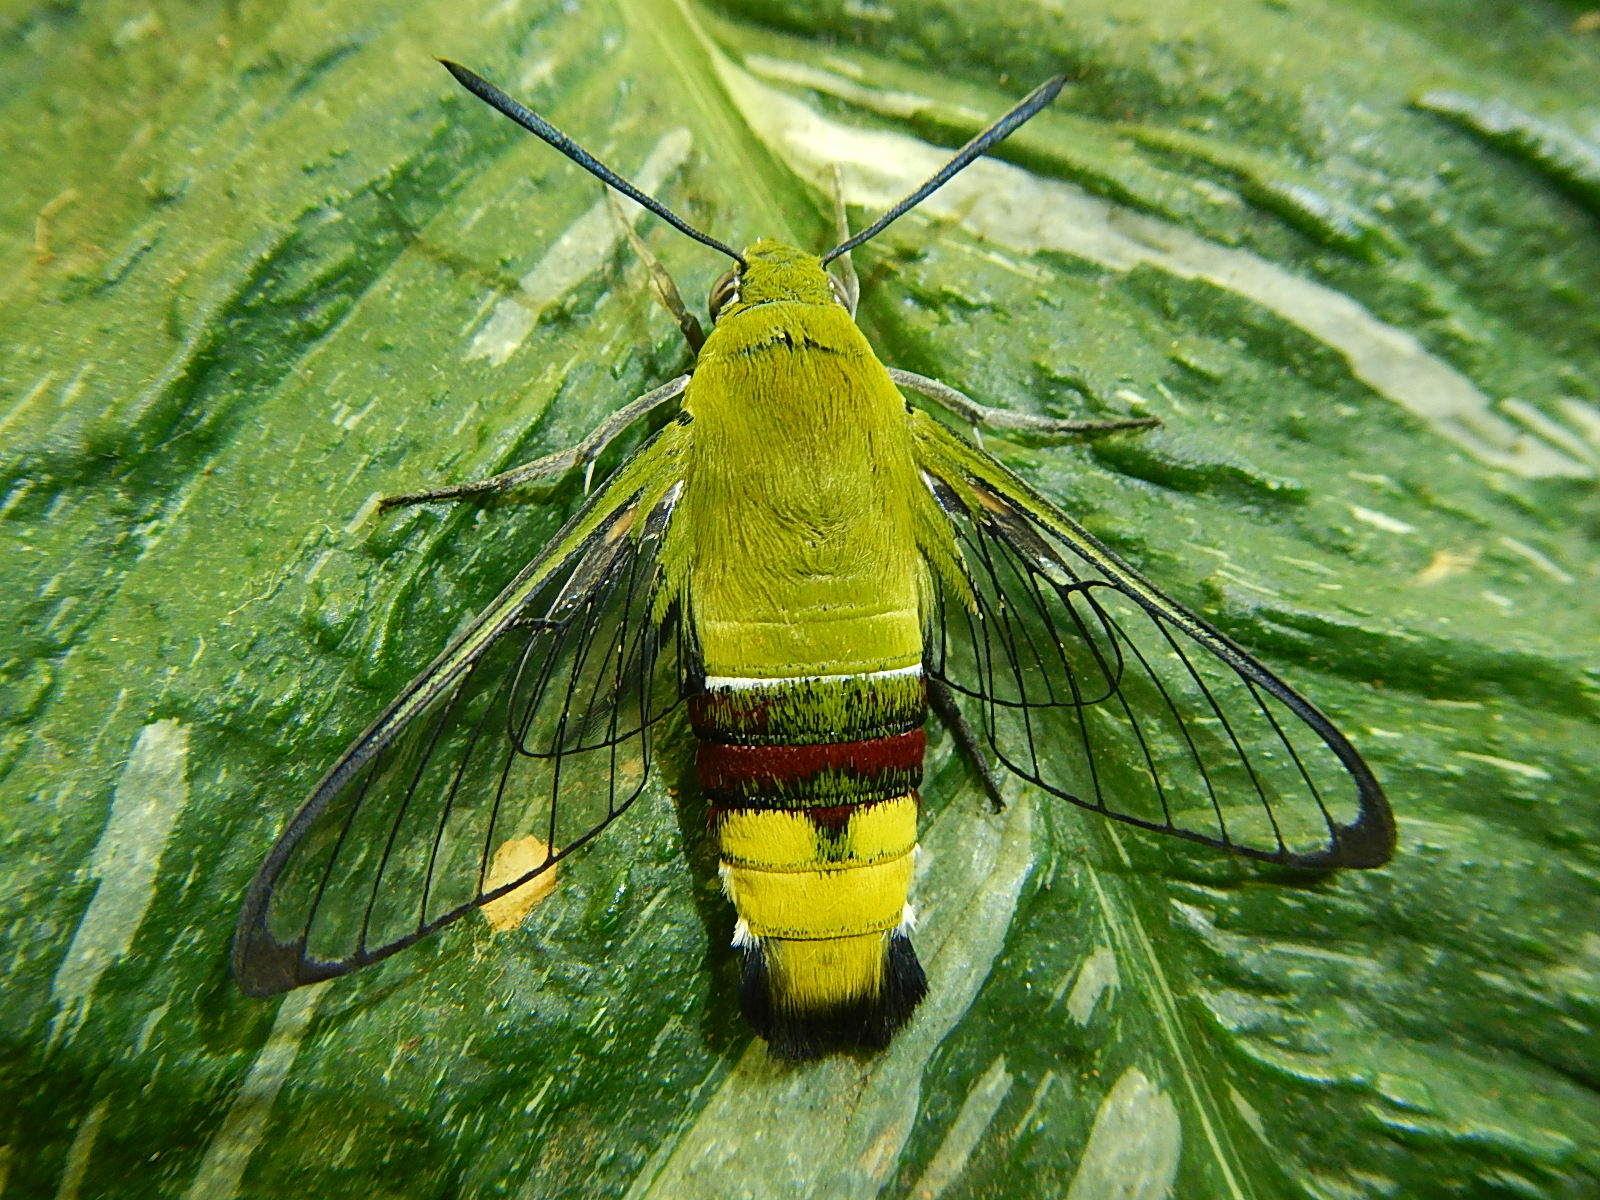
xmin=821 ymin=75 xmax=1067 ymax=264
xmin=440 ymin=60 xmax=745 ymax=265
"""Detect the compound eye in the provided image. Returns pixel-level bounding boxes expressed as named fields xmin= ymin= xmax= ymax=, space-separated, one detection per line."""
xmin=828 ymin=273 xmax=851 ymax=308
xmin=708 ymin=268 xmax=741 ymax=318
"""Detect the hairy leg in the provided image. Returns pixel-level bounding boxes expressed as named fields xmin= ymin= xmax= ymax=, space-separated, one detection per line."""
xmin=827 ymin=165 xmax=860 ymax=316
xmin=379 ymin=375 xmax=689 ymax=510
xmin=927 ymin=677 xmax=1006 ymax=813
xmin=888 ymin=368 xmax=1159 ymax=442
xmin=605 ymin=191 xmax=706 ymax=351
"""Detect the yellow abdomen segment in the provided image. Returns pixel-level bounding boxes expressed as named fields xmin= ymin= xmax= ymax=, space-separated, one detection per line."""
xmin=719 ymin=799 xmax=917 ymax=939
xmin=719 ymin=799 xmax=917 ymax=1017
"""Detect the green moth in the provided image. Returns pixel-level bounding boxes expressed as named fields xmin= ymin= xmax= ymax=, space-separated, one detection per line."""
xmin=234 ymin=62 xmax=1395 ymax=1059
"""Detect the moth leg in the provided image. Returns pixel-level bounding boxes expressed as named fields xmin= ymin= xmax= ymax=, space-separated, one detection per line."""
xmin=827 ymin=164 xmax=860 ymax=316
xmin=604 ymin=191 xmax=706 ymax=351
xmin=927 ymin=676 xmax=1006 ymax=813
xmin=888 ymin=368 xmax=1159 ymax=441
xmin=379 ymin=374 xmax=690 ymax=511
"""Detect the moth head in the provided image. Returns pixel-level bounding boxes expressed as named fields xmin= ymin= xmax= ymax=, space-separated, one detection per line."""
xmin=710 ymin=239 xmax=848 ymax=319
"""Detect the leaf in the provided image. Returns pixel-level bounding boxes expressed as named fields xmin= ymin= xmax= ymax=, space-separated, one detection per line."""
xmin=3 ymin=1 xmax=1598 ymax=1198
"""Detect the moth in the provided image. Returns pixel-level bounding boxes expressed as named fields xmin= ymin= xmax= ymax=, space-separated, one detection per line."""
xmin=234 ymin=62 xmax=1395 ymax=1059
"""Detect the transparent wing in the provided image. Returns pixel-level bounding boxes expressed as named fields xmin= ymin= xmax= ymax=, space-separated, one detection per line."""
xmin=918 ymin=431 xmax=1394 ymax=869
xmin=233 ymin=483 xmax=689 ymax=996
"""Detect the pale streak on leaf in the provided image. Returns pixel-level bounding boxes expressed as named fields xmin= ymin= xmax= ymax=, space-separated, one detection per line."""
xmin=54 ymin=1098 xmax=109 ymax=1200
xmin=715 ymin=62 xmax=1591 ymax=480
xmin=467 ymin=130 xmax=693 ymax=366
xmin=1557 ymin=398 xmax=1600 ymax=451
xmin=181 ymin=985 xmax=328 ymax=1200
xmin=905 ymin=1056 xmax=1013 ymax=1200
xmin=0 ymin=369 xmax=56 ymax=442
xmin=1412 ymin=91 xmax=1600 ymax=217
xmin=1065 ymin=944 xmax=1121 ymax=1025
xmin=1228 ymin=1086 xmax=1268 ymax=1142
xmin=1010 ymin=1070 xmax=1064 ymax=1141
xmin=743 ymin=54 xmax=989 ymax=126
xmin=616 ymin=794 xmax=1035 ymax=1200
xmin=48 ymin=720 xmax=190 ymax=1048
xmin=1495 ymin=536 xmax=1575 ymax=584
xmin=1066 ymin=1068 xmax=1182 ymax=1200
xmin=1456 ymin=751 xmax=1552 ymax=781
xmin=1348 ymin=504 xmax=1417 ymax=535
xmin=1499 ymin=398 xmax=1600 ymax=469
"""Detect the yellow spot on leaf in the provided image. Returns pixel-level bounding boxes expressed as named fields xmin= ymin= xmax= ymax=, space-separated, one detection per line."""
xmin=479 ymin=836 xmax=558 ymax=932
xmin=1411 ymin=547 xmax=1478 ymax=585
xmin=33 ymin=188 xmax=80 ymax=266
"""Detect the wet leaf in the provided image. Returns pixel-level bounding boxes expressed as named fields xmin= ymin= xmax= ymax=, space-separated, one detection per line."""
xmin=3 ymin=2 xmax=1598 ymax=1198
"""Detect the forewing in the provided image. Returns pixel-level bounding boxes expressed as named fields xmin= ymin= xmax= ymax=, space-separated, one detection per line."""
xmin=915 ymin=416 xmax=1393 ymax=868
xmin=234 ymin=480 xmax=688 ymax=996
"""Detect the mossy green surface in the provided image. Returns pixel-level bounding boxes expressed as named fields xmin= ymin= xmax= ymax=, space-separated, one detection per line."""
xmin=3 ymin=1 xmax=1597 ymax=1197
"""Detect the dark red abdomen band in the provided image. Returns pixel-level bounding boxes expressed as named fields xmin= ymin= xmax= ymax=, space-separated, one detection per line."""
xmin=697 ymin=729 xmax=926 ymax=805
xmin=691 ymin=670 xmax=928 ymax=810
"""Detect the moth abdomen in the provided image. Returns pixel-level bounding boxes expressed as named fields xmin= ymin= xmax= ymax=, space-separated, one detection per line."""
xmin=694 ymin=668 xmax=929 ymax=1059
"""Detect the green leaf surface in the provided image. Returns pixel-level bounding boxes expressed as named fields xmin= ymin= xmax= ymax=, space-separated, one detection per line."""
xmin=4 ymin=1 xmax=1598 ymax=1197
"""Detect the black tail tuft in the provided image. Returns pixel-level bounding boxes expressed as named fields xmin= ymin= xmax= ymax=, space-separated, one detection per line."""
xmin=741 ymin=933 xmax=927 ymax=1061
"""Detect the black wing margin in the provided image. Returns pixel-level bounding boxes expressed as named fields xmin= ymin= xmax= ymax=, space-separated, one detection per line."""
xmin=916 ymin=418 xmax=1394 ymax=869
xmin=233 ymin=479 xmax=689 ymax=996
